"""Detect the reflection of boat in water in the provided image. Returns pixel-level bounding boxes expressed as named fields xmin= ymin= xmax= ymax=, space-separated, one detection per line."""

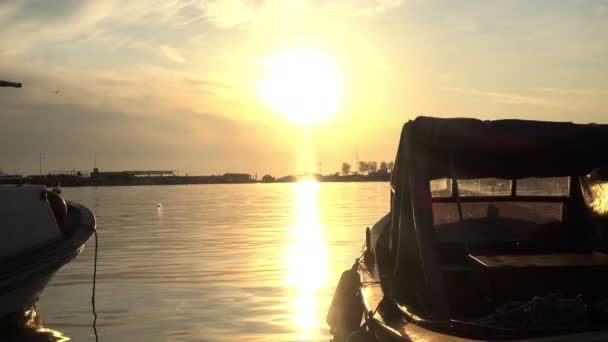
xmin=328 ymin=117 xmax=608 ymax=341
xmin=0 ymin=185 xmax=96 ymax=319
xmin=1 ymin=307 xmax=70 ymax=342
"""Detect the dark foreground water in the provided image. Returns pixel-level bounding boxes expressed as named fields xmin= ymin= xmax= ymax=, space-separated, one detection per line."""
xmin=9 ymin=182 xmax=389 ymax=341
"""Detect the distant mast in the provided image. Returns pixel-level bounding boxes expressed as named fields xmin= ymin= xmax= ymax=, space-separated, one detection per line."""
xmin=355 ymin=149 xmax=360 ymax=174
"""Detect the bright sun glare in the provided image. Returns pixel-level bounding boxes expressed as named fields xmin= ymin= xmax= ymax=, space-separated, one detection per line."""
xmin=258 ymin=49 xmax=343 ymax=125
xmin=287 ymin=180 xmax=328 ymax=338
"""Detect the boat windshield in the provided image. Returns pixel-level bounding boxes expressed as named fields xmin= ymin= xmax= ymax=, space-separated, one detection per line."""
xmin=430 ymin=177 xmax=570 ymax=198
xmin=430 ymin=177 xmax=569 ymax=226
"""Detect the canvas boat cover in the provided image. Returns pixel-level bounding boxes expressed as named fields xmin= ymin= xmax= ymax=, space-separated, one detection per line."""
xmin=391 ymin=117 xmax=608 ymax=181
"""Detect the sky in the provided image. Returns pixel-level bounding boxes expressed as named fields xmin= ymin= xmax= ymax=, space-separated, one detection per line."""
xmin=1 ymin=0 xmax=608 ymax=176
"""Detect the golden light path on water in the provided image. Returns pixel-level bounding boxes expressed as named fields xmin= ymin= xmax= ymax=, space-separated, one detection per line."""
xmin=286 ymin=180 xmax=329 ymax=340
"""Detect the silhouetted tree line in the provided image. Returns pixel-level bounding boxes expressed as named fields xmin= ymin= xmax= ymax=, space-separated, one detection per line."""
xmin=255 ymin=161 xmax=394 ymax=184
xmin=342 ymin=161 xmax=394 ymax=175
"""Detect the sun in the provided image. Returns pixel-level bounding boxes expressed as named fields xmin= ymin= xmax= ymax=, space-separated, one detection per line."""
xmin=258 ymin=49 xmax=343 ymax=125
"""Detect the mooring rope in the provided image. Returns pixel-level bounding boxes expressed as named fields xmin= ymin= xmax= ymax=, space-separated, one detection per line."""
xmin=91 ymin=229 xmax=99 ymax=342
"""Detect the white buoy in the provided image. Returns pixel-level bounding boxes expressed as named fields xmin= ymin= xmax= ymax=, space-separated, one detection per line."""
xmin=156 ymin=203 xmax=163 ymax=211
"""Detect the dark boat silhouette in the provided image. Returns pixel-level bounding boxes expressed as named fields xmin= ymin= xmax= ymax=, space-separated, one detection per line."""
xmin=0 ymin=80 xmax=96 ymax=319
xmin=328 ymin=116 xmax=608 ymax=341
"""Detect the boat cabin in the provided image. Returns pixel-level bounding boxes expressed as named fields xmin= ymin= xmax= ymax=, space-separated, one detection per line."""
xmin=374 ymin=117 xmax=608 ymax=336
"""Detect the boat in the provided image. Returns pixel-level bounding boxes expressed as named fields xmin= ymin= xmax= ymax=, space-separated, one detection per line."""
xmin=328 ymin=117 xmax=608 ymax=341
xmin=1 ymin=77 xmax=95 ymax=320
xmin=0 ymin=170 xmax=24 ymax=185
xmin=0 ymin=184 xmax=96 ymax=318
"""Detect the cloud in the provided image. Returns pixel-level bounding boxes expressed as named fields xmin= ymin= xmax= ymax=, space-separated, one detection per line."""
xmin=163 ymin=0 xmax=406 ymax=29
xmin=0 ymin=57 xmax=285 ymax=174
xmin=0 ymin=57 xmax=223 ymax=120
xmin=183 ymin=77 xmax=235 ymax=91
xmin=199 ymin=0 xmax=260 ymax=28
xmin=0 ymin=0 xmax=406 ymax=61
xmin=532 ymin=87 xmax=608 ymax=95
xmin=0 ymin=2 xmax=121 ymax=57
xmin=327 ymin=0 xmax=405 ymax=17
xmin=444 ymin=87 xmax=575 ymax=110
xmin=160 ymin=45 xmax=186 ymax=63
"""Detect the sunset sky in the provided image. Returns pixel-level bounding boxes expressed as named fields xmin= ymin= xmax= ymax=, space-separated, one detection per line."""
xmin=1 ymin=0 xmax=607 ymax=176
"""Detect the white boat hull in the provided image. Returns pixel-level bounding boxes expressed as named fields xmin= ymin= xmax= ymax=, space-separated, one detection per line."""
xmin=0 ymin=272 xmax=55 ymax=318
xmin=0 ymin=190 xmax=95 ymax=319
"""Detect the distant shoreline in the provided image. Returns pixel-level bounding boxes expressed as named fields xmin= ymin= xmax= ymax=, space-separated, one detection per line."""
xmin=0 ymin=172 xmax=391 ymax=188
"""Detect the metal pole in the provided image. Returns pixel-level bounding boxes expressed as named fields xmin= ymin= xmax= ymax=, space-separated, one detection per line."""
xmin=355 ymin=149 xmax=360 ymax=174
xmin=39 ymin=152 xmax=45 ymax=175
xmin=0 ymin=80 xmax=22 ymax=88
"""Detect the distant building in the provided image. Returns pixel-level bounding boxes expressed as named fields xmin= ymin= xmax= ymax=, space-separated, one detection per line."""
xmin=222 ymin=173 xmax=252 ymax=183
xmin=277 ymin=175 xmax=298 ymax=183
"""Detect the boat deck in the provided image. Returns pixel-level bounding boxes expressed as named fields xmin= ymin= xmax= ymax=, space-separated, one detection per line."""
xmin=359 ymin=254 xmax=608 ymax=342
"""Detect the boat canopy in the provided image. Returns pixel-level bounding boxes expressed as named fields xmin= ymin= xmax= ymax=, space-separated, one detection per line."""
xmin=387 ymin=116 xmax=608 ymax=320
xmin=391 ymin=117 xmax=608 ymax=183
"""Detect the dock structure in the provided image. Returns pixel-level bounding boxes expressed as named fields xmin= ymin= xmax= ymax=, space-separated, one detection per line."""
xmin=49 ymin=170 xmax=90 ymax=177
xmin=90 ymin=168 xmax=175 ymax=178
xmin=127 ymin=170 xmax=175 ymax=177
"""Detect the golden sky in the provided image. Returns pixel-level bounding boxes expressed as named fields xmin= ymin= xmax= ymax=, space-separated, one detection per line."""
xmin=1 ymin=0 xmax=607 ymax=175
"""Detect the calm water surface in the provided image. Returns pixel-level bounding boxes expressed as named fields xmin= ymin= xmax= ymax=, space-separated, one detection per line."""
xmin=28 ymin=182 xmax=388 ymax=341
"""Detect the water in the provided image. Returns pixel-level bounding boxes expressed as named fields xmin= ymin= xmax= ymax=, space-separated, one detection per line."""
xmin=14 ymin=182 xmax=389 ymax=341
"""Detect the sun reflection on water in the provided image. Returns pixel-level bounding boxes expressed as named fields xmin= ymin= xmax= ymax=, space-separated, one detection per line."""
xmin=286 ymin=180 xmax=329 ymax=340
xmin=1 ymin=308 xmax=71 ymax=342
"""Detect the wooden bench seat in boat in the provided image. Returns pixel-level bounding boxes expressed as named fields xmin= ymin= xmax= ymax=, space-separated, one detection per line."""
xmin=471 ymin=253 xmax=608 ymax=268
xmin=435 ymin=218 xmax=546 ymax=244
xmin=433 ymin=218 xmax=589 ymax=316
xmin=469 ymin=253 xmax=608 ymax=307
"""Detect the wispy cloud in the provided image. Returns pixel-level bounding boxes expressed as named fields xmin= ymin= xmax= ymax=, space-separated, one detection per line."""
xmin=184 ymin=77 xmax=235 ymax=90
xmin=326 ymin=0 xmax=404 ymax=16
xmin=160 ymin=45 xmax=186 ymax=63
xmin=0 ymin=0 xmax=406 ymax=60
xmin=199 ymin=0 xmax=260 ymax=28
xmin=532 ymin=87 xmax=608 ymax=95
xmin=170 ymin=0 xmax=406 ymax=28
xmin=444 ymin=87 xmax=575 ymax=110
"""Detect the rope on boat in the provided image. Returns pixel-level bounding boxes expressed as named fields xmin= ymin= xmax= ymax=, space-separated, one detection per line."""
xmin=361 ymin=281 xmax=381 ymax=286
xmin=472 ymin=292 xmax=587 ymax=330
xmin=91 ymin=229 xmax=99 ymax=342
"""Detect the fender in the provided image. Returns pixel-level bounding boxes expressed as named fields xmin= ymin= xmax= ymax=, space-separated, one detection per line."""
xmin=327 ymin=266 xmax=364 ymax=341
